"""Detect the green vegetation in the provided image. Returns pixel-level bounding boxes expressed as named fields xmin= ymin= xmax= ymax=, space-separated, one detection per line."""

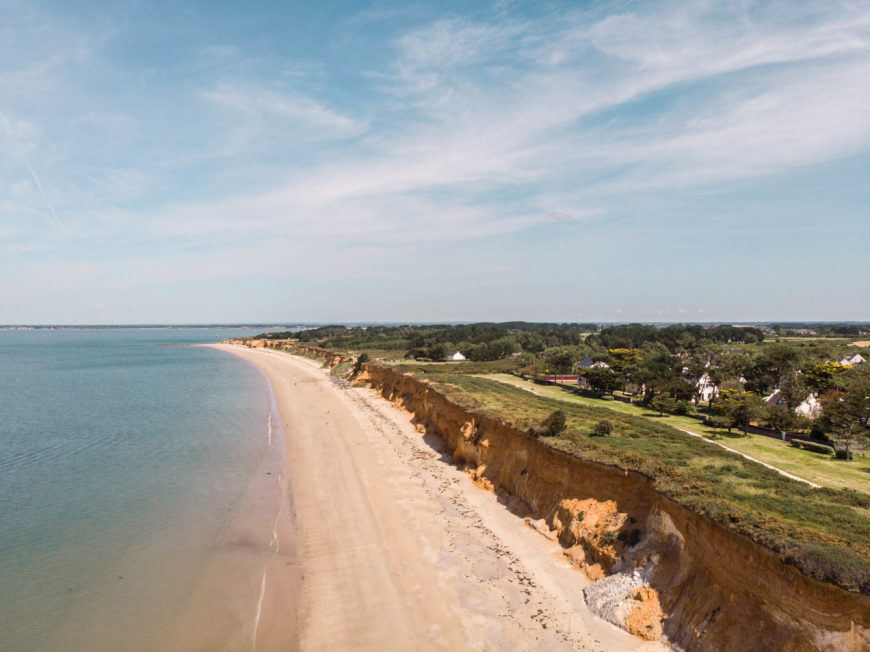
xmin=353 ymin=352 xmax=370 ymax=375
xmin=544 ymin=409 xmax=567 ymax=436
xmin=529 ymin=409 xmax=568 ymax=438
xmin=252 ymin=321 xmax=870 ymax=592
xmin=790 ymin=439 xmax=836 ymax=456
xmin=592 ymin=419 xmax=614 ymax=437
xmin=257 ymin=321 xmax=869 ymax=458
xmin=482 ymin=374 xmax=870 ymax=491
xmin=411 ymin=371 xmax=870 ymax=593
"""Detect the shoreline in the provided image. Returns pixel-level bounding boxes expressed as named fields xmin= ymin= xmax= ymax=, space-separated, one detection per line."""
xmin=206 ymin=343 xmax=662 ymax=651
xmin=159 ymin=348 xmax=300 ymax=651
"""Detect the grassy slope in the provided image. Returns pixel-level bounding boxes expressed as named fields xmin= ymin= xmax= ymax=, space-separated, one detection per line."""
xmin=482 ymin=374 xmax=870 ymax=491
xmin=391 ymin=365 xmax=870 ymax=593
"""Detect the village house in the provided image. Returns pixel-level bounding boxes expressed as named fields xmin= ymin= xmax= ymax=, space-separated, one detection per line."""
xmin=694 ymin=372 xmax=718 ymax=404
xmin=577 ymin=356 xmax=608 ymax=369
xmin=839 ymin=353 xmax=866 ymax=366
xmin=764 ymin=389 xmax=821 ymax=419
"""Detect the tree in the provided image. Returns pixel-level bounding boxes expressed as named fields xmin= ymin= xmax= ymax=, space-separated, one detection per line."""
xmin=760 ymin=344 xmax=802 ymax=387
xmin=779 ymin=374 xmax=809 ymax=410
xmin=819 ymin=375 xmax=870 ymax=460
xmin=632 ymin=344 xmax=681 ymax=403
xmin=735 ymin=392 xmax=766 ymax=436
xmin=712 ymin=387 xmax=766 ymax=435
xmin=607 ymin=348 xmax=640 ymax=374
xmin=650 ymin=394 xmax=677 ymax=415
xmin=713 ymin=352 xmax=753 ymax=384
xmin=708 ymin=414 xmax=730 ymax=436
xmin=580 ymin=367 xmax=621 ymax=395
xmin=805 ymin=362 xmax=850 ymax=394
xmin=608 ymin=347 xmax=641 ymax=392
xmin=766 ymin=403 xmax=794 ymax=433
xmin=675 ymin=331 xmax=696 ymax=356
xmin=546 ymin=349 xmax=576 ymax=374
xmin=664 ymin=378 xmax=695 ymax=402
xmin=744 ymin=355 xmax=778 ymax=395
xmin=429 ymin=342 xmax=449 ymax=360
xmin=675 ymin=399 xmax=695 ymax=416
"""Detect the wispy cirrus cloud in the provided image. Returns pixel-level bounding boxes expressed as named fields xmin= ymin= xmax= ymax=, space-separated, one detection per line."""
xmin=1 ymin=0 xmax=868 ymax=322
xmin=202 ymin=81 xmax=368 ymax=142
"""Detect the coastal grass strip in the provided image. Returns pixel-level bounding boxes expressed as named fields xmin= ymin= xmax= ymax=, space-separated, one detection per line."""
xmin=400 ymin=368 xmax=870 ymax=594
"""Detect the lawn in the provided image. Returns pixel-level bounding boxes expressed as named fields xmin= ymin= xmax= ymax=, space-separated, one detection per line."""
xmin=480 ymin=374 xmax=870 ymax=492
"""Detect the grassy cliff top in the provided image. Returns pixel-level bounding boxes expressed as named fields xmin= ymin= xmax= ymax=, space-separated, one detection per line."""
xmin=391 ymin=364 xmax=870 ymax=594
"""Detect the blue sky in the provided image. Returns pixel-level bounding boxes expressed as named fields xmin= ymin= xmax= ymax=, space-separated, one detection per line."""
xmin=1 ymin=0 xmax=868 ymax=324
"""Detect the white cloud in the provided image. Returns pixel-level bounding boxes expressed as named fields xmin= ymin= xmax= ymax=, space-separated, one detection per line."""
xmin=202 ymin=82 xmax=368 ymax=141
xmin=1 ymin=0 xmax=868 ymax=319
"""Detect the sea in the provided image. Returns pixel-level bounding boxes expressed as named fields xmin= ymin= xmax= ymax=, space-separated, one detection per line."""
xmin=0 ymin=327 xmax=290 ymax=651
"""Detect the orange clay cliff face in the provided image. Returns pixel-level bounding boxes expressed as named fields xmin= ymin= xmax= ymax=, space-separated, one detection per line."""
xmin=233 ymin=341 xmax=870 ymax=651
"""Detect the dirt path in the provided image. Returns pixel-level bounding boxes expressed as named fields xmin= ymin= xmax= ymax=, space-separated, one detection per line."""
xmin=669 ymin=427 xmax=821 ymax=488
xmin=483 ymin=374 xmax=820 ymax=489
xmin=210 ymin=345 xmax=663 ymax=651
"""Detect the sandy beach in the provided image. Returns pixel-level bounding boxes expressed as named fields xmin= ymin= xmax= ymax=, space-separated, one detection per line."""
xmin=209 ymin=344 xmax=663 ymax=651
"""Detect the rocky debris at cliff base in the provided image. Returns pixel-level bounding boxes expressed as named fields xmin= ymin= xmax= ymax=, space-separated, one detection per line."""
xmin=583 ymin=568 xmax=665 ymax=641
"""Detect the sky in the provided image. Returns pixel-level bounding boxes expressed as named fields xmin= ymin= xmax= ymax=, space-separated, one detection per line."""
xmin=1 ymin=0 xmax=868 ymax=324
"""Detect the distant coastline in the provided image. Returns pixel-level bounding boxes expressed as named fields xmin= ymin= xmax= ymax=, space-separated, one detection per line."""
xmin=3 ymin=320 xmax=868 ymax=332
xmin=0 ymin=324 xmax=295 ymax=331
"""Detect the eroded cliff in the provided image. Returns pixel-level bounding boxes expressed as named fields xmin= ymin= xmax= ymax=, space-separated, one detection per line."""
xmin=234 ymin=341 xmax=870 ymax=651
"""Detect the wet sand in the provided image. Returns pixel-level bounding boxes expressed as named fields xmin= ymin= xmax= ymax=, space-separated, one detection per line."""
xmin=208 ymin=344 xmax=662 ymax=651
xmin=159 ymin=362 xmax=299 ymax=652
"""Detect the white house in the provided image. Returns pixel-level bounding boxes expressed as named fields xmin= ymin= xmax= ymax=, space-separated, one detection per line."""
xmin=577 ymin=357 xmax=609 ymax=369
xmin=764 ymin=390 xmax=822 ymax=419
xmin=694 ymin=373 xmax=718 ymax=404
xmin=796 ymin=394 xmax=822 ymax=419
xmin=839 ymin=353 xmax=866 ymax=366
xmin=445 ymin=351 xmax=466 ymax=361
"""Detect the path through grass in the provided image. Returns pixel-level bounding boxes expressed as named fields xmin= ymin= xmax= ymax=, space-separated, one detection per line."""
xmin=480 ymin=374 xmax=870 ymax=492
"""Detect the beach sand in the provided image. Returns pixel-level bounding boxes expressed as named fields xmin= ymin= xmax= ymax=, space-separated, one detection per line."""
xmin=209 ymin=344 xmax=664 ymax=651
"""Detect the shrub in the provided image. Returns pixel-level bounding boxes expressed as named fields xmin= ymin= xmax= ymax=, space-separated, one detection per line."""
xmin=675 ymin=400 xmax=695 ymax=416
xmin=592 ymin=419 xmax=614 ymax=437
xmin=790 ymin=438 xmax=835 ymax=455
xmin=809 ymin=423 xmax=830 ymax=441
xmin=353 ymin=352 xmax=370 ymax=374
xmin=836 ymin=449 xmax=855 ymax=461
xmin=544 ymin=409 xmax=567 ymax=437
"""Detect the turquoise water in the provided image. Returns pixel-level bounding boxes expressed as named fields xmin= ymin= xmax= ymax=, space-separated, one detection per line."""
xmin=0 ymin=329 xmax=281 ymax=650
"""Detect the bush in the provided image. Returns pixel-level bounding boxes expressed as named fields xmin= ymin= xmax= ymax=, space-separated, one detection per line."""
xmin=675 ymin=400 xmax=695 ymax=416
xmin=592 ymin=419 xmax=614 ymax=437
xmin=544 ymin=409 xmax=567 ymax=437
xmin=790 ymin=438 xmax=835 ymax=455
xmin=836 ymin=449 xmax=855 ymax=461
xmin=353 ymin=352 xmax=370 ymax=374
xmin=809 ymin=423 xmax=830 ymax=441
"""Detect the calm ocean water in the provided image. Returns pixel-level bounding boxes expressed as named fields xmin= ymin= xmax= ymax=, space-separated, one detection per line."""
xmin=0 ymin=328 xmax=283 ymax=651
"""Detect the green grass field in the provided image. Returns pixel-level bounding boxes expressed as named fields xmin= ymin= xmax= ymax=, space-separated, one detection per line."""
xmin=479 ymin=374 xmax=870 ymax=492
